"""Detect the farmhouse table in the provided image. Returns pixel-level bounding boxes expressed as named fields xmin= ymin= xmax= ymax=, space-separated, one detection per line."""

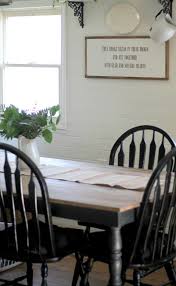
xmin=37 ymin=158 xmax=151 ymax=286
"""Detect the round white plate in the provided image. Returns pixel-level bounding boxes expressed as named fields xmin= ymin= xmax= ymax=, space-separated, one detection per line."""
xmin=106 ymin=3 xmax=140 ymax=34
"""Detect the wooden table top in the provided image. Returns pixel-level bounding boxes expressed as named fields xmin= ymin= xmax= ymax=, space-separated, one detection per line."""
xmin=47 ymin=178 xmax=143 ymax=213
xmin=40 ymin=158 xmax=147 ymax=214
xmin=0 ymin=156 xmax=148 ymax=227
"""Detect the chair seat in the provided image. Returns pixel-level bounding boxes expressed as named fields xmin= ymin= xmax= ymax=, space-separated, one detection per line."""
xmin=0 ymin=221 xmax=84 ymax=262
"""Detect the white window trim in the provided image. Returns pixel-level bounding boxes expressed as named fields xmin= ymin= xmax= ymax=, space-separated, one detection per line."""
xmin=0 ymin=1 xmax=58 ymax=11
xmin=0 ymin=0 xmax=67 ymax=130
xmin=60 ymin=4 xmax=67 ymax=129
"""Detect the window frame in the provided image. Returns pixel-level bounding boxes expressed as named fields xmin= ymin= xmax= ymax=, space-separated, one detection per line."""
xmin=0 ymin=1 xmax=67 ymax=129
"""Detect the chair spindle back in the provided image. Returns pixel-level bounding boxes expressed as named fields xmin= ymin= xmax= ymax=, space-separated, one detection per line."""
xmin=0 ymin=143 xmax=55 ymax=260
xmin=109 ymin=125 xmax=175 ymax=170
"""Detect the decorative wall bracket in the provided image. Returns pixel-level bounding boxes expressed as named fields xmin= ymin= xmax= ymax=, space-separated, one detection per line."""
xmin=159 ymin=0 xmax=173 ymax=15
xmin=68 ymin=1 xmax=84 ymax=28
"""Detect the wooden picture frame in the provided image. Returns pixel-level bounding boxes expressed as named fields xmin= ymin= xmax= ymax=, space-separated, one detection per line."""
xmin=85 ymin=36 xmax=169 ymax=80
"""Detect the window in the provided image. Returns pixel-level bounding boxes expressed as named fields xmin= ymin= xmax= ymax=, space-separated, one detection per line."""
xmin=0 ymin=2 xmax=66 ymax=127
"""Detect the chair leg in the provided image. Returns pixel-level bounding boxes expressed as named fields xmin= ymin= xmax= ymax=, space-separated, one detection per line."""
xmin=72 ymin=259 xmax=81 ymax=286
xmin=133 ymin=270 xmax=141 ymax=286
xmin=164 ymin=261 xmax=176 ymax=283
xmin=121 ymin=270 xmax=126 ymax=285
xmin=41 ymin=262 xmax=48 ymax=286
xmin=72 ymin=253 xmax=86 ymax=286
xmin=79 ymin=257 xmax=93 ymax=286
xmin=27 ymin=261 xmax=33 ymax=286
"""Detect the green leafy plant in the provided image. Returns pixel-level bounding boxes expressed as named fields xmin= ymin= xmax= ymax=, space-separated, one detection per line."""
xmin=0 ymin=105 xmax=60 ymax=143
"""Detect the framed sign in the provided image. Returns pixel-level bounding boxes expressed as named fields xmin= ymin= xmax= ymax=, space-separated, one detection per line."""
xmin=85 ymin=36 xmax=169 ymax=80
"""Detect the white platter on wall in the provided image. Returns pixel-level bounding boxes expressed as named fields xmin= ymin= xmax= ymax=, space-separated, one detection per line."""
xmin=106 ymin=3 xmax=140 ymax=34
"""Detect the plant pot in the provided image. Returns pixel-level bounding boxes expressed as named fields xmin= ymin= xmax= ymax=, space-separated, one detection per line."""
xmin=18 ymin=136 xmax=40 ymax=169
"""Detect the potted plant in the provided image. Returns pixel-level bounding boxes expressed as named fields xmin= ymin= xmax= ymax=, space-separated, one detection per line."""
xmin=0 ymin=104 xmax=60 ymax=166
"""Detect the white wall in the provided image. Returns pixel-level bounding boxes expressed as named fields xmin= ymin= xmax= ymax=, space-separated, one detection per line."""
xmin=30 ymin=0 xmax=176 ymax=162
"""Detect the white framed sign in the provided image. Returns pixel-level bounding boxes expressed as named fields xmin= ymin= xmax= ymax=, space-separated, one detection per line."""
xmin=85 ymin=36 xmax=169 ymax=80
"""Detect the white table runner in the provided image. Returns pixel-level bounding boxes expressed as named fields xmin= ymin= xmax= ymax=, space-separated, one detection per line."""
xmin=40 ymin=165 xmax=151 ymax=191
xmin=0 ymin=157 xmax=152 ymax=191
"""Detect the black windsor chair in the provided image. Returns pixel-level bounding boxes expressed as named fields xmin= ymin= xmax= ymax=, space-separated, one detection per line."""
xmin=109 ymin=125 xmax=176 ymax=169
xmin=74 ymin=147 xmax=176 ymax=286
xmin=0 ymin=143 xmax=84 ymax=286
xmin=72 ymin=125 xmax=176 ymax=286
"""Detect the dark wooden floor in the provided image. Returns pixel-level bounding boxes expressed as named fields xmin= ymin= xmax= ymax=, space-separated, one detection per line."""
xmin=0 ymin=256 xmax=173 ymax=286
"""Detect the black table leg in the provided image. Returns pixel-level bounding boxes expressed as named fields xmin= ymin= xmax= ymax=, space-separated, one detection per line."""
xmin=108 ymin=227 xmax=122 ymax=286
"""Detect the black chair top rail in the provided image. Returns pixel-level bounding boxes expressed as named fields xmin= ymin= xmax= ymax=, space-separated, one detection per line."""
xmin=109 ymin=125 xmax=176 ymax=170
xmin=130 ymin=147 xmax=176 ymax=268
xmin=0 ymin=142 xmax=55 ymax=260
